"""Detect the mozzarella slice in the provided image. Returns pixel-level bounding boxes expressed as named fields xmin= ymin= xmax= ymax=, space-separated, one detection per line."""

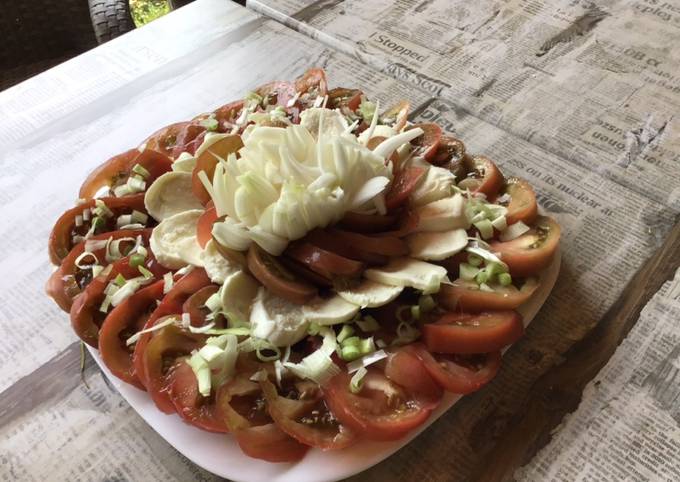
xmin=303 ymin=295 xmax=360 ymax=325
xmin=365 ymin=257 xmax=448 ymax=294
xmin=144 ymin=172 xmax=203 ymax=221
xmin=414 ymin=194 xmax=469 ymax=232
xmin=250 ymin=288 xmax=309 ymax=346
xmin=336 ymin=279 xmax=403 ymax=308
xmin=300 ymin=107 xmax=349 ymax=139
xmin=220 ymin=270 xmax=259 ymax=324
xmin=200 ymin=239 xmax=240 ymax=284
xmin=407 ymin=228 xmax=468 ymax=261
xmin=409 ymin=165 xmax=456 ymax=207
xmin=172 ymin=152 xmax=196 ymax=173
xmin=150 ymin=209 xmax=204 ymax=269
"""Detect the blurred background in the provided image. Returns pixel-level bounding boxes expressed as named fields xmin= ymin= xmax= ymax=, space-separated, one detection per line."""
xmin=1 ymin=0 xmax=245 ymax=91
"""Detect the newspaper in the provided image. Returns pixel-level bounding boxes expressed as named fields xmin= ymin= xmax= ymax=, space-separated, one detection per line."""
xmin=248 ymin=0 xmax=680 ymax=210
xmin=1 ymin=0 xmax=679 ymax=481
xmin=516 ymin=267 xmax=680 ymax=481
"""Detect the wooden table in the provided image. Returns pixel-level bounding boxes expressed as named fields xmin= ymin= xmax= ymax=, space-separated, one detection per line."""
xmin=1 ymin=0 xmax=679 ymax=481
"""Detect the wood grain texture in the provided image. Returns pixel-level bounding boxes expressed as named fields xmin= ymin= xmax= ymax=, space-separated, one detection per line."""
xmin=474 ymin=219 xmax=680 ymax=482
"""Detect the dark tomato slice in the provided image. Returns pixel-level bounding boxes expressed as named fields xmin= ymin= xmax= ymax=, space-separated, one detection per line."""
xmin=403 ymin=343 xmax=502 ymax=394
xmin=430 ymin=135 xmax=466 ymax=167
xmin=49 ymin=194 xmax=146 ymax=265
xmin=326 ymin=87 xmax=363 ymax=111
xmin=457 ymin=155 xmax=504 ymax=198
xmin=260 ymin=378 xmax=356 ymax=450
xmin=385 ymin=167 xmax=426 ymax=211
xmin=285 ymin=242 xmax=365 ymax=279
xmin=304 ymin=229 xmax=388 ymax=266
xmin=323 ymin=368 xmax=433 ymax=441
xmin=168 ymin=359 xmax=228 ymax=433
xmin=328 ymin=229 xmax=409 ymax=257
xmin=216 ymin=375 xmax=309 ymax=462
xmin=436 ymin=277 xmax=539 ymax=312
xmin=196 ymin=207 xmax=218 ymax=249
xmin=143 ymin=122 xmax=191 ymax=157
xmin=79 ymin=149 xmax=172 ymax=199
xmin=497 ymin=177 xmax=538 ymax=226
xmin=339 ymin=211 xmax=397 ymax=233
xmin=376 ymin=209 xmax=420 ymax=237
xmin=489 ymin=216 xmax=560 ymax=277
xmin=422 ymin=311 xmax=524 ymax=354
xmin=191 ymin=134 xmax=244 ymax=205
xmin=99 ymin=279 xmax=165 ymax=389
xmin=406 ymin=123 xmax=442 ymax=161
xmin=45 ymin=229 xmax=152 ymax=312
xmin=247 ymin=245 xmax=317 ymax=304
xmin=384 ymin=348 xmax=443 ymax=408
xmin=182 ymin=285 xmax=219 ymax=326
xmin=279 ymin=257 xmax=333 ymax=287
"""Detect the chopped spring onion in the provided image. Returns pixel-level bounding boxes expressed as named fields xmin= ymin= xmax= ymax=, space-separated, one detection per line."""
xmin=180 ymin=312 xmax=191 ymax=328
xmin=92 ymin=265 xmax=104 ymax=278
xmin=94 ymin=200 xmax=113 ymax=218
xmin=479 ymin=283 xmax=494 ymax=292
xmin=188 ymin=352 xmax=211 ymax=397
xmin=346 ymin=349 xmax=388 ymax=373
xmin=342 ymin=336 xmax=360 ymax=347
xmin=176 ymin=265 xmax=195 ymax=276
xmin=393 ymin=322 xmax=421 ymax=346
xmin=355 ymin=316 xmax=379 ymax=333
xmin=110 ymin=279 xmax=143 ymax=306
xmin=114 ymin=273 xmax=126 ymax=286
xmin=418 ymin=295 xmax=436 ymax=314
xmin=188 ymin=322 xmax=216 ymax=334
xmin=75 ymin=214 xmax=83 ymax=227
xmin=132 ymin=163 xmax=151 ymax=178
xmin=474 ymin=219 xmax=494 ymax=239
xmin=274 ymin=360 xmax=286 ymax=386
xmin=116 ymin=214 xmax=132 ymax=229
xmin=126 ymin=175 xmax=146 ymax=193
xmin=349 ymin=367 xmax=367 ymax=393
xmin=76 ymin=198 xmax=87 ymax=206
xmin=466 ymin=246 xmax=507 ymax=270
xmin=106 ymin=237 xmax=138 ymax=262
xmin=475 ymin=270 xmax=489 ymax=285
xmin=467 ymin=253 xmax=483 ymax=266
xmin=84 ymin=238 xmax=108 ymax=252
xmin=204 ymin=292 xmax=222 ymax=313
xmin=500 ymin=221 xmax=530 ymax=242
xmin=131 ymin=210 xmax=148 ymax=225
xmin=125 ymin=317 xmax=178 ymax=346
xmin=491 ymin=215 xmax=507 ymax=231
xmin=496 ymin=193 xmax=511 ymax=204
xmin=256 ymin=344 xmax=281 ymax=362
xmin=358 ymin=100 xmax=376 ymax=122
xmin=163 ymin=272 xmax=174 ymax=293
xmin=286 ymin=91 xmax=301 ymax=107
xmin=129 ymin=253 xmax=145 ymax=268
xmin=359 ymin=337 xmax=376 ymax=355
xmin=74 ymin=251 xmax=98 ymax=269
xmin=341 ymin=345 xmax=361 ymax=361
xmin=200 ymin=327 xmax=251 ymax=336
xmin=200 ymin=117 xmax=219 ymax=132
xmin=376 ymin=339 xmax=387 ymax=349
xmin=99 ymin=296 xmax=112 ymax=313
xmin=283 ymin=327 xmax=340 ymax=385
xmin=410 ymin=305 xmax=421 ymax=321
xmin=460 ymin=263 xmax=480 ymax=281
xmin=337 ymin=324 xmax=355 ymax=343
xmin=498 ymin=272 xmax=513 ymax=286
xmin=138 ymin=265 xmax=153 ymax=279
xmin=82 ymin=208 xmax=91 ymax=221
xmin=307 ymin=322 xmax=321 ymax=336
xmin=113 ymin=184 xmax=131 ymax=197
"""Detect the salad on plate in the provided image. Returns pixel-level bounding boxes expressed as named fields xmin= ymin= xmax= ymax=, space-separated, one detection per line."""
xmin=46 ymin=68 xmax=560 ymax=463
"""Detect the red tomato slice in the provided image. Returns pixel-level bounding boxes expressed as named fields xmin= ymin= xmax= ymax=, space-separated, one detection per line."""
xmin=182 ymin=285 xmax=219 ymax=327
xmin=212 ymin=100 xmax=245 ymax=131
xmin=217 ymin=375 xmax=309 ymax=462
xmin=422 ymin=311 xmax=524 ymax=354
xmin=323 ymin=368 xmax=433 ymax=441
xmin=132 ymin=268 xmax=212 ymax=391
xmin=79 ymin=149 xmax=172 ymax=199
xmin=328 ymin=229 xmax=409 ymax=257
xmin=98 ymin=279 xmax=165 ymax=389
xmin=430 ymin=135 xmax=466 ymax=167
xmin=143 ymin=122 xmax=191 ymax=157
xmin=403 ymin=343 xmax=502 ymax=394
xmin=407 ymin=123 xmax=442 ymax=161
xmin=436 ymin=277 xmax=539 ymax=312
xmin=327 ymin=88 xmax=363 ymax=111
xmin=381 ymin=100 xmax=410 ymax=131
xmin=255 ymin=81 xmax=295 ymax=107
xmin=339 ymin=211 xmax=397 ymax=233
xmin=45 ymin=229 xmax=152 ymax=312
xmin=489 ymin=216 xmax=560 ymax=277
xmin=191 ymin=135 xmax=244 ymax=205
xmin=170 ymin=123 xmax=207 ymax=158
xmin=384 ymin=348 xmax=443 ymax=407
xmin=376 ymin=209 xmax=420 ymax=237
xmin=196 ymin=207 xmax=218 ymax=249
xmin=48 ymin=194 xmax=147 ymax=265
xmin=279 ymin=257 xmax=333 ymax=287
xmin=498 ymin=178 xmax=538 ymax=226
xmin=457 ymin=155 xmax=504 ymax=198
xmin=385 ymin=167 xmax=426 ymax=211
xmin=247 ymin=245 xmax=317 ymax=304
xmin=294 ymin=68 xmax=328 ymax=98
xmin=141 ymin=324 xmax=205 ymax=414
xmin=286 ymin=242 xmax=365 ymax=279
xmin=260 ymin=378 xmax=356 ymax=449
xmin=168 ymin=360 xmax=228 ymax=433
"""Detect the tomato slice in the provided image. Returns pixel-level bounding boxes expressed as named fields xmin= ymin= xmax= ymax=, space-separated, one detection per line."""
xmin=328 ymin=229 xmax=409 ymax=257
xmin=385 ymin=167 xmax=426 ymax=211
xmin=212 ymin=100 xmax=245 ymax=131
xmin=498 ymin=178 xmax=538 ymax=225
xmin=247 ymin=245 xmax=317 ymax=304
xmin=170 ymin=123 xmax=208 ymax=158
xmin=143 ymin=122 xmax=191 ymax=157
xmin=191 ymin=135 xmax=244 ymax=205
xmin=260 ymin=378 xmax=356 ymax=449
xmin=142 ymin=324 xmax=205 ymax=413
xmin=323 ymin=368 xmax=434 ymax=441
xmin=196 ymin=207 xmax=218 ymax=249
xmin=403 ymin=343 xmax=502 ymax=394
xmin=99 ymin=279 xmax=165 ymax=389
xmin=294 ymin=68 xmax=328 ymax=99
xmin=48 ymin=194 xmax=147 ymax=265
xmin=217 ymin=375 xmax=309 ymax=462
xmin=376 ymin=209 xmax=420 ymax=237
xmin=45 ymin=229 xmax=152 ymax=312
xmin=489 ymin=216 xmax=560 ymax=276
xmin=286 ymin=242 xmax=365 ymax=280
xmin=255 ymin=81 xmax=295 ymax=108
xmin=182 ymin=285 xmax=219 ymax=326
xmin=436 ymin=277 xmax=539 ymax=312
xmin=430 ymin=135 xmax=466 ymax=167
xmin=422 ymin=311 xmax=524 ymax=354
xmin=168 ymin=359 xmax=228 ymax=433
xmin=327 ymin=87 xmax=363 ymax=111
xmin=79 ymin=149 xmax=172 ymax=199
xmin=381 ymin=100 xmax=410 ymax=131
xmin=407 ymin=123 xmax=442 ymax=161
xmin=339 ymin=211 xmax=397 ymax=233
xmin=304 ymin=229 xmax=388 ymax=266
xmin=384 ymin=348 xmax=443 ymax=407
xmin=457 ymin=155 xmax=504 ymax=198
xmin=132 ymin=268 xmax=212 ymax=391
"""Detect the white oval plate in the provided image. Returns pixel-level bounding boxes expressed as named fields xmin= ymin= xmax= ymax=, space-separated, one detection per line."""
xmin=88 ymin=251 xmax=560 ymax=482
